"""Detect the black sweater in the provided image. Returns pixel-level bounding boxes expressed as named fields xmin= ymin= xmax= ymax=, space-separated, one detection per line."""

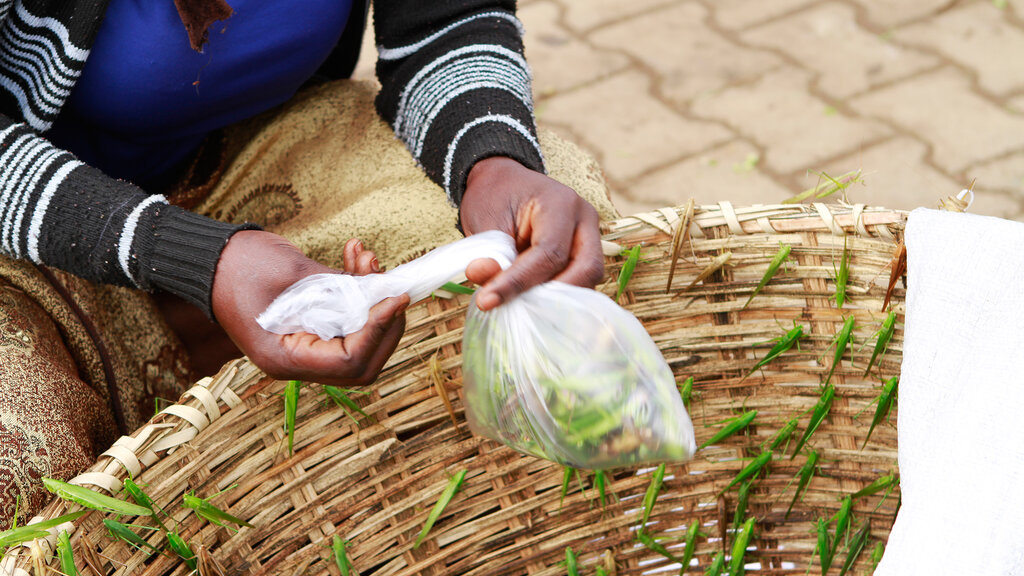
xmin=0 ymin=0 xmax=544 ymax=316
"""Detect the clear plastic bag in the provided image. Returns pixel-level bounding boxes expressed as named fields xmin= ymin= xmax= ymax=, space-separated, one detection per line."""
xmin=258 ymin=231 xmax=695 ymax=468
xmin=257 ymin=231 xmax=516 ymax=339
xmin=462 ymin=281 xmax=696 ymax=469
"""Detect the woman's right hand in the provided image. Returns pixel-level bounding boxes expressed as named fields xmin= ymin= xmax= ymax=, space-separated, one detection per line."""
xmin=211 ymin=230 xmax=409 ymax=386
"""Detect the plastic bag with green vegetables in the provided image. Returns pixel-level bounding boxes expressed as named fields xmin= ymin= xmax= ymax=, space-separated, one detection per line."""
xmin=258 ymin=231 xmax=695 ymax=468
xmin=462 ymin=284 xmax=696 ymax=469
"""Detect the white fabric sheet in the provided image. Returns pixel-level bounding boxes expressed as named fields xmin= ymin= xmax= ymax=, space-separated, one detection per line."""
xmin=876 ymin=208 xmax=1024 ymax=575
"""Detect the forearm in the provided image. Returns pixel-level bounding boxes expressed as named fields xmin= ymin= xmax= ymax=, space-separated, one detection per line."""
xmin=373 ymin=0 xmax=545 ymax=206
xmin=0 ymin=114 xmax=256 ymax=316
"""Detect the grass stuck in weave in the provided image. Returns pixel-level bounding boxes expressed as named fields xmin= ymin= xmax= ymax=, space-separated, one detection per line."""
xmin=6 ymin=202 xmax=908 ymax=576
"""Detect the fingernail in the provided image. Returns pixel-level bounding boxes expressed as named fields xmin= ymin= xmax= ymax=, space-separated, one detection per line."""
xmin=371 ymin=257 xmax=379 ymax=272
xmin=476 ymin=292 xmax=501 ymax=311
xmin=354 ymin=239 xmax=363 ymax=252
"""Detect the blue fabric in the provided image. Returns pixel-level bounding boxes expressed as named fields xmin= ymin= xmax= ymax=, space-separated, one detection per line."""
xmin=48 ymin=0 xmax=353 ymax=184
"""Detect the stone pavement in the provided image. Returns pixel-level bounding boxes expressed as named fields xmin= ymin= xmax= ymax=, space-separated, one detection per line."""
xmin=358 ymin=0 xmax=1024 ymax=220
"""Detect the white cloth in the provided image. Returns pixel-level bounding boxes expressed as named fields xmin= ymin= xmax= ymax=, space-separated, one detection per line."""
xmin=876 ymin=209 xmax=1024 ymax=575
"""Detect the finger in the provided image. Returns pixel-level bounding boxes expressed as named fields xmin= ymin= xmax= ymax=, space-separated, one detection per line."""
xmin=343 ymin=239 xmax=362 ymax=273
xmin=465 ymin=257 xmax=502 ymax=286
xmin=474 ymin=206 xmax=576 ymax=310
xmin=273 ymin=294 xmax=409 ymax=382
xmin=333 ymin=309 xmax=406 ymax=386
xmin=334 ymin=294 xmax=410 ymax=368
xmin=354 ymin=249 xmax=378 ymax=276
xmin=550 ymin=207 xmax=605 ymax=288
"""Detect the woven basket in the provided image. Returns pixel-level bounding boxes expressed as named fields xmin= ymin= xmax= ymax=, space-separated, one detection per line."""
xmin=4 ymin=202 xmax=908 ymax=576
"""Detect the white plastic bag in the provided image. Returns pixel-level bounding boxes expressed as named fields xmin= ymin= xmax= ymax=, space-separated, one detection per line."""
xmin=462 ymin=282 xmax=696 ymax=468
xmin=258 ymin=231 xmax=696 ymax=468
xmin=257 ymin=230 xmax=517 ymax=339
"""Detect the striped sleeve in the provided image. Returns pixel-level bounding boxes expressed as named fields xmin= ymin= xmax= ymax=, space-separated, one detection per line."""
xmin=0 ymin=114 xmax=256 ymax=317
xmin=373 ymin=0 xmax=544 ymax=206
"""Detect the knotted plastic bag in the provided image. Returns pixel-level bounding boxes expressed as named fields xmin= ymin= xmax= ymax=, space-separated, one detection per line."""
xmin=258 ymin=231 xmax=696 ymax=468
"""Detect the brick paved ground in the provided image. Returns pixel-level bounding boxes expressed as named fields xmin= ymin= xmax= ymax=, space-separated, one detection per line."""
xmin=358 ymin=0 xmax=1024 ymax=220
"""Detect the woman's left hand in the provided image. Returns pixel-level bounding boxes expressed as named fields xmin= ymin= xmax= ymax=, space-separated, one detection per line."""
xmin=459 ymin=156 xmax=604 ymax=310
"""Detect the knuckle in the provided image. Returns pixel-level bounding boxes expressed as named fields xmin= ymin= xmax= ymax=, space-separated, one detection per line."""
xmin=582 ymin=257 xmax=605 ymax=285
xmin=536 ymin=244 xmax=570 ymax=270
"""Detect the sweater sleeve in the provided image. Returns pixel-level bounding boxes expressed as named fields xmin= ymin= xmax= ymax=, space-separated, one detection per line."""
xmin=372 ymin=0 xmax=544 ymax=207
xmin=0 ymin=114 xmax=257 ymax=317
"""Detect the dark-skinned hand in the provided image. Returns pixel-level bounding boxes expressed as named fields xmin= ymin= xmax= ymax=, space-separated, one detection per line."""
xmin=459 ymin=156 xmax=604 ymax=309
xmin=211 ymin=230 xmax=409 ymax=386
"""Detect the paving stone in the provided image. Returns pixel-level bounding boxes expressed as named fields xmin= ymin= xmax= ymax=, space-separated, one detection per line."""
xmin=709 ymin=0 xmax=818 ymax=31
xmin=592 ymin=3 xmax=783 ymax=106
xmin=967 ymin=188 xmax=1023 ymax=220
xmin=814 ymin=137 xmax=964 ymax=212
xmin=351 ymin=8 xmax=378 ymax=82
xmin=743 ymin=3 xmax=938 ymax=99
xmin=971 ymin=152 xmax=1024 ymax=213
xmin=691 ymin=67 xmax=890 ymax=174
xmin=1007 ymin=96 xmax=1024 ymax=115
xmin=850 ymin=69 xmax=1024 ymax=173
xmin=854 ymin=0 xmax=952 ymax=30
xmin=521 ymin=1 xmax=630 ymax=98
xmin=538 ymin=71 xmax=733 ymax=181
xmin=559 ymin=0 xmax=676 ymax=33
xmin=896 ymin=2 xmax=1024 ymax=97
xmin=628 ymin=140 xmax=794 ymax=208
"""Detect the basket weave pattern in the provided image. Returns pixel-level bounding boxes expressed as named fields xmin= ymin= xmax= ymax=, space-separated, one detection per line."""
xmin=5 ymin=203 xmax=907 ymax=575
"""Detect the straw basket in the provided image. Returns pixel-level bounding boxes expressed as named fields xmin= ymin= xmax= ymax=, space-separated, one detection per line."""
xmin=4 ymin=202 xmax=908 ymax=576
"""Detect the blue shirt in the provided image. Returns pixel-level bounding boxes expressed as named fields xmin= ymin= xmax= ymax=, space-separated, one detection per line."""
xmin=48 ymin=0 xmax=353 ymax=184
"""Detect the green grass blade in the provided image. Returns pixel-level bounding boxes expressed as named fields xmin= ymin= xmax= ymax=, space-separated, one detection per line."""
xmin=743 ymin=244 xmax=791 ymax=309
xmin=414 ymin=469 xmax=467 ymax=549
xmin=616 ymin=244 xmax=642 ymax=301
xmin=43 ymin=478 xmax=151 ymax=517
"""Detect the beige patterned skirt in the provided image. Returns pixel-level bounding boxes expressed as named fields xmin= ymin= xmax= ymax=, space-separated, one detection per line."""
xmin=0 ymin=79 xmax=616 ymax=528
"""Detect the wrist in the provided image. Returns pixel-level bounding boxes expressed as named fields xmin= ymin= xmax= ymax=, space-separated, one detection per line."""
xmin=466 ymin=156 xmax=530 ymax=189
